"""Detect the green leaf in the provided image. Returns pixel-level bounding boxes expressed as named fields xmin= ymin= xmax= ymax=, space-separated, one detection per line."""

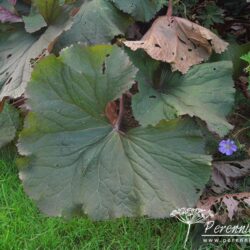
xmin=58 ymin=0 xmax=132 ymax=47
xmin=241 ymin=51 xmax=250 ymax=64
xmin=210 ymin=42 xmax=250 ymax=78
xmin=0 ymin=29 xmax=36 ymax=100
xmin=0 ymin=103 xmax=19 ymax=148
xmin=18 ymin=45 xmax=211 ymax=220
xmin=130 ymin=51 xmax=235 ymax=137
xmin=197 ymin=2 xmax=224 ymax=28
xmin=23 ymin=12 xmax=47 ymax=33
xmin=34 ymin=0 xmax=62 ymax=24
xmin=0 ymin=13 xmax=73 ymax=101
xmin=241 ymin=51 xmax=250 ymax=85
xmin=110 ymin=0 xmax=167 ymax=22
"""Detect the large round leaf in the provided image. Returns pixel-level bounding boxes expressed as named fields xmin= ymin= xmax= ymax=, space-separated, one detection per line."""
xmin=18 ymin=45 xmax=211 ymax=220
xmin=130 ymin=50 xmax=235 ymax=137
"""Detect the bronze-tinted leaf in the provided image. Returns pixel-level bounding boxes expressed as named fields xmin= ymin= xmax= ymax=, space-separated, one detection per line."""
xmin=212 ymin=160 xmax=250 ymax=193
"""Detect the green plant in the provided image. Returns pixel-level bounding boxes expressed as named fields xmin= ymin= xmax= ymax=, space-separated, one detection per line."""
xmin=241 ymin=51 xmax=250 ymax=81
xmin=173 ymin=0 xmax=224 ymax=27
xmin=0 ymin=0 xmax=244 ymax=222
xmin=197 ymin=2 xmax=224 ymax=28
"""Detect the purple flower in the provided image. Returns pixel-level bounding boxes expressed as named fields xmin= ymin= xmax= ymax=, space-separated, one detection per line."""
xmin=0 ymin=6 xmax=22 ymax=23
xmin=218 ymin=139 xmax=238 ymax=156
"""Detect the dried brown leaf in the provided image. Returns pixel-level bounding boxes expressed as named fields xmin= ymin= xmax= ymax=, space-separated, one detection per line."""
xmin=212 ymin=160 xmax=250 ymax=193
xmin=124 ymin=15 xmax=228 ymax=74
xmin=222 ymin=196 xmax=239 ymax=220
xmin=198 ymin=192 xmax=250 ymax=223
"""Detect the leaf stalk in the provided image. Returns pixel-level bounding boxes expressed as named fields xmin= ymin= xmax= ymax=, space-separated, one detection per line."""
xmin=167 ymin=0 xmax=173 ymax=17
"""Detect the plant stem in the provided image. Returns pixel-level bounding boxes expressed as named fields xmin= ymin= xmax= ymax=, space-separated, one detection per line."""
xmin=234 ymin=113 xmax=249 ymax=121
xmin=184 ymin=223 xmax=191 ymax=249
xmin=233 ymin=126 xmax=250 ymax=139
xmin=114 ymin=95 xmax=124 ymax=131
xmin=167 ymin=0 xmax=173 ymax=17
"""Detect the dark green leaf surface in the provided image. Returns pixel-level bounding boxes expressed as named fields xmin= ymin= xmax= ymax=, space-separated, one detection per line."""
xmin=18 ymin=45 xmax=211 ymax=220
xmin=0 ymin=103 xmax=19 ymax=148
xmin=58 ymin=0 xmax=132 ymax=47
xmin=130 ymin=51 xmax=235 ymax=136
xmin=110 ymin=0 xmax=167 ymax=22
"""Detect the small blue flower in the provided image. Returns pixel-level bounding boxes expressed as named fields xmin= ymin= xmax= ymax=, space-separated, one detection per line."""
xmin=218 ymin=139 xmax=238 ymax=156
